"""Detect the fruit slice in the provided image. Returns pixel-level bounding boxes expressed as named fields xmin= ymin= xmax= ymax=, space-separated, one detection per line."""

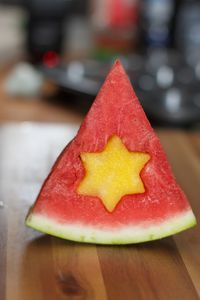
xmin=26 ymin=60 xmax=196 ymax=244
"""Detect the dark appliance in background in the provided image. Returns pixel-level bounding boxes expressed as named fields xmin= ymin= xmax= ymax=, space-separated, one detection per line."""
xmin=24 ymin=0 xmax=200 ymax=127
xmin=25 ymin=0 xmax=89 ymax=64
xmin=25 ymin=0 xmax=71 ymax=63
xmin=175 ymin=0 xmax=200 ymax=66
xmin=140 ymin=0 xmax=175 ymax=49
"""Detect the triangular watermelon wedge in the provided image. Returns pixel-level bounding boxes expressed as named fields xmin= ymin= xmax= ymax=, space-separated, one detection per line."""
xmin=26 ymin=60 xmax=196 ymax=244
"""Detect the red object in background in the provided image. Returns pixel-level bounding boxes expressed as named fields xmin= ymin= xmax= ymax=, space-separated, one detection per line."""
xmin=92 ymin=0 xmax=140 ymax=54
xmin=43 ymin=51 xmax=60 ymax=68
xmin=109 ymin=0 xmax=139 ymax=28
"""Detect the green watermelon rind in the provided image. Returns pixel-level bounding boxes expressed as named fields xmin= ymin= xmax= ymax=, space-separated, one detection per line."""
xmin=25 ymin=210 xmax=196 ymax=244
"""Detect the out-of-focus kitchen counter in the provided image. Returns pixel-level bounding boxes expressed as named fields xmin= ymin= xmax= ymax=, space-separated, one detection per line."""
xmin=0 ymin=63 xmax=84 ymax=124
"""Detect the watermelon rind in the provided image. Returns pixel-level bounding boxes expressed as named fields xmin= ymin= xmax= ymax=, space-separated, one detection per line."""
xmin=26 ymin=210 xmax=196 ymax=244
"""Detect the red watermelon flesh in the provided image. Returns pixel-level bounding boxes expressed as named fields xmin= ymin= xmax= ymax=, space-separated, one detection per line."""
xmin=26 ymin=60 xmax=196 ymax=244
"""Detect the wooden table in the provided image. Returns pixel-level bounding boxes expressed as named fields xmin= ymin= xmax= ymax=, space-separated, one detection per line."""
xmin=0 ymin=123 xmax=200 ymax=300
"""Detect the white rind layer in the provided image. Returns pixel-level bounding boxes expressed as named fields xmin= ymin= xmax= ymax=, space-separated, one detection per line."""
xmin=26 ymin=210 xmax=196 ymax=244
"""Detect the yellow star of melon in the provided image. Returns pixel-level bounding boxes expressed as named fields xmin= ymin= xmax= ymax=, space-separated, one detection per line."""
xmin=77 ymin=135 xmax=150 ymax=212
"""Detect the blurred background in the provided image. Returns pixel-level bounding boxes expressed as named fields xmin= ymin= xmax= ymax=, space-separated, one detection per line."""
xmin=0 ymin=0 xmax=200 ymax=128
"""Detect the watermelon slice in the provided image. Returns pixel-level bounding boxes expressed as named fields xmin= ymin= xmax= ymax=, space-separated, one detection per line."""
xmin=26 ymin=60 xmax=196 ymax=244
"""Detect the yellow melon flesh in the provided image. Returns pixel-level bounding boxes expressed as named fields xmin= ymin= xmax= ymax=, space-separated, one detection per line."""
xmin=77 ymin=135 xmax=150 ymax=212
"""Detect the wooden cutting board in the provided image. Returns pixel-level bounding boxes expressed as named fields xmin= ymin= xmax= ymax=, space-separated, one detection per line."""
xmin=0 ymin=123 xmax=200 ymax=300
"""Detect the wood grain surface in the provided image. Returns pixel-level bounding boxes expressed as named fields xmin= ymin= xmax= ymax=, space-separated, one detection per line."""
xmin=0 ymin=123 xmax=199 ymax=300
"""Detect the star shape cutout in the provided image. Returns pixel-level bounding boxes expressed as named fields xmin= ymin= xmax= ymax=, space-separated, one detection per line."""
xmin=77 ymin=135 xmax=150 ymax=212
